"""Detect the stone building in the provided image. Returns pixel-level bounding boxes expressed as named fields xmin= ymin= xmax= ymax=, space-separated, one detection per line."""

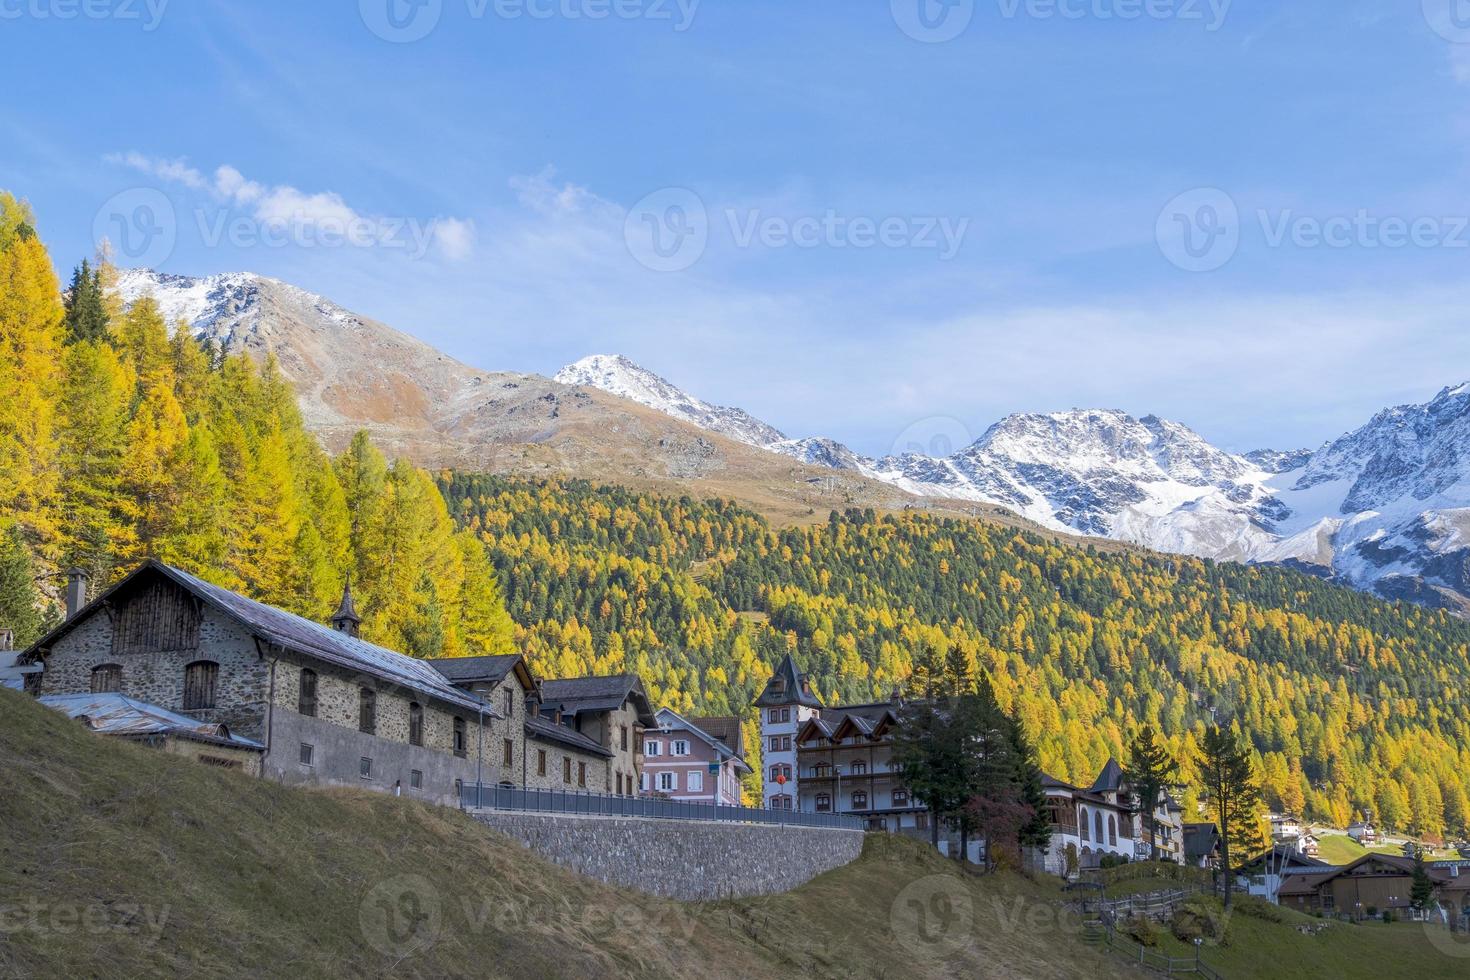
xmin=643 ymin=708 xmax=751 ymax=805
xmin=424 ymin=656 xmax=652 ymax=797
xmin=39 ymin=691 xmax=266 ymax=775
xmin=22 ymin=560 xmax=500 ymax=806
xmin=535 ymin=675 xmax=655 ymax=797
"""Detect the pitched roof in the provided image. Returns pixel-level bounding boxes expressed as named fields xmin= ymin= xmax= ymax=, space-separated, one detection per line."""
xmin=538 ymin=674 xmax=656 ymax=727
xmin=1090 ymin=758 xmax=1126 ymax=794
xmin=39 ymin=693 xmax=265 ymax=750
xmin=688 ymin=715 xmax=743 ymax=756
xmin=754 ymin=654 xmax=823 ymax=709
xmin=1183 ymin=822 xmax=1220 ymax=861
xmin=653 ymin=708 xmax=752 ymax=774
xmin=25 ymin=561 xmax=496 ymax=718
xmin=524 ymin=714 xmax=613 ymax=758
xmin=425 ymin=654 xmax=535 ymax=692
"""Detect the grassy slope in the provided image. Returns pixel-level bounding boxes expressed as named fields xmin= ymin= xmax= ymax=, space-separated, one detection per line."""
xmin=0 ymin=689 xmax=1132 ymax=980
xmin=1152 ymin=895 xmax=1468 ymax=980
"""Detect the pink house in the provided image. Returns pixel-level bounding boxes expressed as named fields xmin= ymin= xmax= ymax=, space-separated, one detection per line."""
xmin=642 ymin=708 xmax=751 ymax=805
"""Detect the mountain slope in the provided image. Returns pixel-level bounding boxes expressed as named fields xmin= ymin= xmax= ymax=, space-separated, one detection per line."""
xmin=552 ymin=350 xmax=1470 ymax=611
xmin=111 ymin=271 xmax=923 ymax=524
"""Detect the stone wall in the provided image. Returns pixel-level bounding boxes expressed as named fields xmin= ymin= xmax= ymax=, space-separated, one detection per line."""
xmin=471 ymin=811 xmax=864 ymax=900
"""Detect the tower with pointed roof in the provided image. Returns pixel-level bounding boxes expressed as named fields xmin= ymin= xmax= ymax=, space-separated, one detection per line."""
xmin=753 ymin=654 xmax=823 ymax=810
xmin=331 ymin=580 xmax=361 ymax=638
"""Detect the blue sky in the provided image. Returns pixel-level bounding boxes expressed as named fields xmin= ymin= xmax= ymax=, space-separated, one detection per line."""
xmin=6 ymin=0 xmax=1470 ymax=458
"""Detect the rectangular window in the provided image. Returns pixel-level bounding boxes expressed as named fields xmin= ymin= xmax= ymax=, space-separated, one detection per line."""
xmin=453 ymin=717 xmax=467 ymax=758
xmin=503 ymin=738 xmax=514 ymax=766
xmin=769 ymin=708 xmax=780 ymax=723
xmin=658 ymin=771 xmax=676 ymax=792
xmin=578 ymin=762 xmax=587 ymax=787
xmin=298 ymin=669 xmax=317 ymax=717
xmin=360 ymin=757 xmax=373 ymax=779
xmin=299 ymin=742 xmax=314 ymax=766
xmin=672 ymin=740 xmax=689 ymax=757
xmin=688 ymin=771 xmax=703 ymax=793
xmin=359 ymin=687 xmax=377 ymax=735
xmin=183 ymin=660 xmax=219 ymax=710
xmin=409 ymin=703 xmax=424 ymax=746
xmin=563 ymin=756 xmax=572 ymax=783
xmin=640 ymin=772 xmax=649 ymax=792
xmin=644 ymin=740 xmax=661 ymax=757
xmin=621 ymin=726 xmax=629 ymax=751
xmin=91 ymin=664 xmax=122 ymax=694
xmin=538 ymin=749 xmax=547 ymax=776
xmin=409 ymin=769 xmax=423 ymax=789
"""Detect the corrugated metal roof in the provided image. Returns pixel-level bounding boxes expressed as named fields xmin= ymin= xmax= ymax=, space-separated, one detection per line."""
xmin=39 ymin=693 xmax=264 ymax=750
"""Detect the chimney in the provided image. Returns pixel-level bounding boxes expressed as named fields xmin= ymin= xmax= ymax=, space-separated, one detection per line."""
xmin=65 ymin=568 xmax=90 ymax=620
xmin=330 ymin=579 xmax=361 ymax=638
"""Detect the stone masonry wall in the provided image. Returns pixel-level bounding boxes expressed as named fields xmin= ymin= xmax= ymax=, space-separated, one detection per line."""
xmin=471 ymin=811 xmax=864 ymax=900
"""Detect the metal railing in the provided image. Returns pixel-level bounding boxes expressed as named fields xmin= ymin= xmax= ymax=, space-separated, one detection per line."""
xmin=460 ymin=783 xmax=865 ymax=830
xmin=1087 ymin=915 xmax=1226 ymax=979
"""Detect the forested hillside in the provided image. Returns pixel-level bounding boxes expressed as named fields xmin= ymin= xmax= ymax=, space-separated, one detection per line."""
xmin=440 ymin=474 xmax=1470 ymax=838
xmin=0 ymin=193 xmax=514 ymax=661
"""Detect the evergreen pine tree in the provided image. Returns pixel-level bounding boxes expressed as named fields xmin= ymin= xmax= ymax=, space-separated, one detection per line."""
xmin=0 ymin=521 xmax=46 ymax=647
xmin=1199 ymin=725 xmax=1263 ymax=909
xmin=1124 ymin=725 xmax=1179 ymax=862
xmin=62 ymin=259 xmax=109 ymax=344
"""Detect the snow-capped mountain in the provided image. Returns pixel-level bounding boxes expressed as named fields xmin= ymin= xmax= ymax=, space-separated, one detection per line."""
xmin=557 ymin=353 xmax=1470 ymax=611
xmin=555 ymin=355 xmax=789 ymax=449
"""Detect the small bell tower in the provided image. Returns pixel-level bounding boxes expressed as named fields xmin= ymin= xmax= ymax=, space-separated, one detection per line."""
xmin=331 ymin=579 xmax=361 ymax=638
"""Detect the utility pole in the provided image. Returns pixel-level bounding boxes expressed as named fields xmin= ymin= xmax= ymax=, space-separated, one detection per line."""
xmin=476 ymin=694 xmax=485 ymax=809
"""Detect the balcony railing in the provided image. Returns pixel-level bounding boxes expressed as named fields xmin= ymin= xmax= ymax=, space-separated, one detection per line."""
xmin=461 ymin=784 xmax=865 ymax=831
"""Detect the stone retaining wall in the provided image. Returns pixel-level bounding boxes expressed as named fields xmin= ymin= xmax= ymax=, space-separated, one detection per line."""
xmin=471 ymin=810 xmax=864 ymax=900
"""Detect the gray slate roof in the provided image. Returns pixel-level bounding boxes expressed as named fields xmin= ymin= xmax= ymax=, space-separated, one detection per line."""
xmin=754 ymin=654 xmax=823 ymax=708
xmin=425 ymin=654 xmax=523 ymax=685
xmin=538 ymin=674 xmax=656 ymax=727
xmin=39 ymin=692 xmax=265 ymax=750
xmin=27 ymin=561 xmax=496 ymax=718
xmin=524 ymin=714 xmax=613 ymax=758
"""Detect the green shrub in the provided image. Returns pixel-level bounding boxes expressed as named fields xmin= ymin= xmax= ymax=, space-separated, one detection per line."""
xmin=1171 ymin=897 xmax=1229 ymax=945
xmin=1122 ymin=914 xmax=1165 ymax=948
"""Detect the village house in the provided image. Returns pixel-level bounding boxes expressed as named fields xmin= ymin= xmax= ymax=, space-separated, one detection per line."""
xmin=1277 ymin=853 xmax=1470 ymax=922
xmin=1347 ymin=819 xmax=1378 ymax=845
xmin=1041 ymin=766 xmax=1140 ymax=874
xmin=1183 ymin=822 xmax=1220 ymax=869
xmin=533 ymin=675 xmax=655 ymax=796
xmin=642 ymin=708 xmax=751 ymax=805
xmin=20 ymin=561 xmax=501 ymax=806
xmin=753 ymin=654 xmax=823 ymax=810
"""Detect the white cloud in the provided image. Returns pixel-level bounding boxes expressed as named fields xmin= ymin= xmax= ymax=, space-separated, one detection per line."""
xmin=106 ymin=152 xmax=475 ymax=259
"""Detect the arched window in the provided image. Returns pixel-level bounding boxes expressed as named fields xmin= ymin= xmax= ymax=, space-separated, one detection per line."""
xmin=408 ymin=703 xmax=423 ymax=746
xmin=1108 ymin=814 xmax=1118 ymax=846
xmin=1080 ymin=807 xmax=1090 ymax=841
xmin=298 ymin=669 xmax=317 ymax=717
xmin=1094 ymin=810 xmax=1104 ymax=845
xmin=852 ymin=791 xmax=868 ymax=809
xmin=358 ymin=687 xmax=376 ymax=734
xmin=182 ymin=661 xmax=219 ymax=710
xmin=90 ymin=664 xmax=122 ymax=694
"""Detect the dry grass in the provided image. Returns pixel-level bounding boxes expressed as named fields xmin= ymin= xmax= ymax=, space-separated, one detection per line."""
xmin=0 ymin=688 xmax=1132 ymax=980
